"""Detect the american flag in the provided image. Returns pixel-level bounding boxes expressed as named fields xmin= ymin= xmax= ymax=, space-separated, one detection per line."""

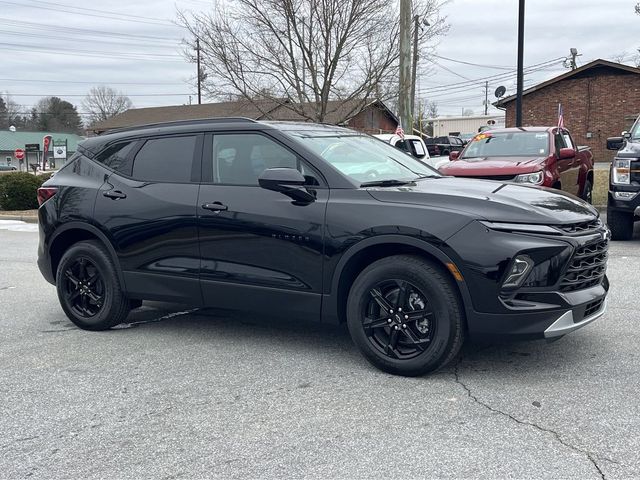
xmin=557 ymin=103 xmax=564 ymax=130
xmin=395 ymin=122 xmax=405 ymax=139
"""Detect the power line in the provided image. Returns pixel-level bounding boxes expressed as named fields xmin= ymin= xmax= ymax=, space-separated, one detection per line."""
xmin=20 ymin=0 xmax=177 ymax=25
xmin=0 ymin=41 xmax=183 ymax=58
xmin=0 ymin=29 xmax=180 ymax=48
xmin=0 ymin=18 xmax=183 ymax=42
xmin=432 ymin=54 xmax=515 ymax=71
xmin=0 ymin=78 xmax=187 ymax=86
xmin=10 ymin=93 xmax=192 ymax=97
xmin=0 ymin=0 xmax=183 ymax=28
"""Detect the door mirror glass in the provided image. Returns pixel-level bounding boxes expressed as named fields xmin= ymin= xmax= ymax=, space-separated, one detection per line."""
xmin=606 ymin=137 xmax=624 ymax=151
xmin=449 ymin=151 xmax=460 ymax=160
xmin=622 ymin=131 xmax=631 ymax=139
xmin=558 ymin=147 xmax=575 ymax=159
xmin=258 ymin=168 xmax=315 ymax=203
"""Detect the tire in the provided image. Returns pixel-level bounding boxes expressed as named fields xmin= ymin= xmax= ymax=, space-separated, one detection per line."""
xmin=346 ymin=255 xmax=465 ymax=376
xmin=607 ymin=208 xmax=634 ymax=241
xmin=581 ymin=179 xmax=593 ymax=204
xmin=56 ymin=240 xmax=131 ymax=330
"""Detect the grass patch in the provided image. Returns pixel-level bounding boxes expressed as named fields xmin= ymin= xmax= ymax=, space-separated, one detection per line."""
xmin=593 ymin=169 xmax=608 ymax=207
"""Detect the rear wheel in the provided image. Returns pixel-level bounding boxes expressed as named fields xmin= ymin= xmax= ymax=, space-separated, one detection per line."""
xmin=346 ymin=255 xmax=465 ymax=376
xmin=56 ymin=241 xmax=130 ymax=330
xmin=607 ymin=208 xmax=634 ymax=240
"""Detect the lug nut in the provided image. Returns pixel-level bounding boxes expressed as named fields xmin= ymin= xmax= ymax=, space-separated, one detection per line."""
xmin=402 ymin=324 xmax=407 ymax=328
xmin=398 ymin=307 xmax=402 ymax=312
xmin=389 ymin=309 xmax=394 ymax=314
xmin=387 ymin=319 xmax=392 ymax=323
xmin=394 ymin=325 xmax=399 ymax=330
xmin=404 ymin=315 xmax=408 ymax=319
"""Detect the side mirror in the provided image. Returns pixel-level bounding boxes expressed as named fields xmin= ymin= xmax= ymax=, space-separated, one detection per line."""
xmin=258 ymin=168 xmax=315 ymax=203
xmin=606 ymin=137 xmax=624 ymax=151
xmin=622 ymin=131 xmax=631 ymax=139
xmin=449 ymin=151 xmax=460 ymax=160
xmin=558 ymin=147 xmax=575 ymax=159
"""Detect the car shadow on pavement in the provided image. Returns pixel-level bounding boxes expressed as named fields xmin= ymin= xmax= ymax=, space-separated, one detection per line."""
xmin=103 ymin=301 xmax=601 ymax=377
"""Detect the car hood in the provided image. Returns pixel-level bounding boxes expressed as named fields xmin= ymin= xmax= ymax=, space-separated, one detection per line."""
xmin=439 ymin=156 xmax=546 ymax=176
xmin=366 ymin=177 xmax=598 ymax=224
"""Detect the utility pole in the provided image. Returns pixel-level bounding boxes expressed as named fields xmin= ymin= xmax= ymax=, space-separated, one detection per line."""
xmin=484 ymin=81 xmax=489 ymax=115
xmin=398 ymin=0 xmax=412 ymax=133
xmin=410 ymin=14 xmax=419 ymax=120
xmin=196 ymin=37 xmax=202 ymax=105
xmin=515 ymin=0 xmax=525 ymax=127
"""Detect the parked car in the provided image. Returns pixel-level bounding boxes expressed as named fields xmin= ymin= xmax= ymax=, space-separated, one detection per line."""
xmin=424 ymin=136 xmax=465 ymax=157
xmin=37 ymin=119 xmax=609 ymax=376
xmin=606 ymin=118 xmax=640 ymax=240
xmin=374 ymin=133 xmax=449 ymax=170
xmin=0 ymin=165 xmax=17 ymax=171
xmin=439 ymin=127 xmax=594 ymax=202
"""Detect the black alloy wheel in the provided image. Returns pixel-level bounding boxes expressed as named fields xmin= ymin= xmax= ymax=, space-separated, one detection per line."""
xmin=56 ymin=241 xmax=131 ymax=330
xmin=363 ymin=279 xmax=436 ymax=360
xmin=61 ymin=257 xmax=105 ymax=318
xmin=347 ymin=255 xmax=465 ymax=376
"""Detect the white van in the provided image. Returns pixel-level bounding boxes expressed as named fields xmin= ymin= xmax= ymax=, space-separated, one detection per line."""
xmin=374 ymin=134 xmax=449 ymax=171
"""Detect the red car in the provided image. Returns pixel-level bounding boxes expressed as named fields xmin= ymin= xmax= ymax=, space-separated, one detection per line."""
xmin=439 ymin=127 xmax=594 ymax=202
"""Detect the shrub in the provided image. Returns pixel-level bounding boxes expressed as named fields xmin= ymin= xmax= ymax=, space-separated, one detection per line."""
xmin=0 ymin=172 xmax=47 ymax=211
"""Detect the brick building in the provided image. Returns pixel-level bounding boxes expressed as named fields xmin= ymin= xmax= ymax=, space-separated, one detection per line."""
xmin=90 ymin=99 xmax=398 ymax=135
xmin=494 ymin=59 xmax=640 ymax=163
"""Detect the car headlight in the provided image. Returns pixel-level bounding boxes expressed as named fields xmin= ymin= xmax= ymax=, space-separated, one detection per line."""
xmin=502 ymin=255 xmax=534 ymax=289
xmin=514 ymin=171 xmax=544 ymax=185
xmin=612 ymin=158 xmax=631 ymax=185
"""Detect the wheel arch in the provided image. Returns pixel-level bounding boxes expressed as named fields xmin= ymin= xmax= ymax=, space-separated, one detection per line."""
xmin=49 ymin=222 xmax=125 ymax=287
xmin=322 ymin=235 xmax=473 ymax=325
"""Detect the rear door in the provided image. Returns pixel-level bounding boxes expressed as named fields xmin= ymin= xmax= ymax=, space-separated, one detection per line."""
xmin=197 ymin=131 xmax=327 ymax=320
xmin=93 ymin=134 xmax=203 ymax=304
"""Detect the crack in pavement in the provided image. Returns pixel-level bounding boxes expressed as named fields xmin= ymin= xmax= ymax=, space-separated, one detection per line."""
xmin=453 ymin=358 xmax=616 ymax=480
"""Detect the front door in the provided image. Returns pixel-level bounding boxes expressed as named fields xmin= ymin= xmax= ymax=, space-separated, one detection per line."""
xmin=554 ymin=130 xmax=580 ymax=196
xmin=197 ymin=131 xmax=328 ymax=321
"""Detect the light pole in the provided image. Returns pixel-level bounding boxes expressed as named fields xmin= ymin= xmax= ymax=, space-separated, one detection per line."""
xmin=515 ymin=0 xmax=525 ymax=127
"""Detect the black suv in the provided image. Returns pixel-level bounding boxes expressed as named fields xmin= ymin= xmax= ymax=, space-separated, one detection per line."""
xmin=37 ymin=118 xmax=610 ymax=376
xmin=424 ymin=136 xmax=465 ymax=157
xmin=606 ymin=118 xmax=640 ymax=240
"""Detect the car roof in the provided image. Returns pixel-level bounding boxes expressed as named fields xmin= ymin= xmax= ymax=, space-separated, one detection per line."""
xmin=374 ymin=134 xmax=423 ymax=141
xmin=81 ymin=118 xmax=361 ymax=154
xmin=484 ymin=127 xmax=554 ymax=134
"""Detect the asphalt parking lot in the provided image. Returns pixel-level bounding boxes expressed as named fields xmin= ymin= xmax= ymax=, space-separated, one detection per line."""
xmin=1 ymin=220 xmax=639 ymax=479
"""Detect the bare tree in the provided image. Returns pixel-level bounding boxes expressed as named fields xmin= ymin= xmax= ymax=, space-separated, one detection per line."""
xmin=83 ymin=86 xmax=133 ymax=125
xmin=178 ymin=0 xmax=448 ymax=123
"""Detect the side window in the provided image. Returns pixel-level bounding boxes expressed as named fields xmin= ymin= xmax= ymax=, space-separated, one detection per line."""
xmin=411 ymin=140 xmax=426 ymax=157
xmin=562 ymin=132 xmax=575 ymax=150
xmin=95 ymin=141 xmax=137 ymax=175
xmin=212 ymin=133 xmax=309 ymax=186
xmin=131 ymin=136 xmax=197 ymax=183
xmin=554 ymin=132 xmax=567 ymax=153
xmin=394 ymin=140 xmax=410 ymax=153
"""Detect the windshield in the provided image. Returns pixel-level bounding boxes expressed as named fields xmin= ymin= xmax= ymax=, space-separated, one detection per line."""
xmin=631 ymin=119 xmax=640 ymax=140
xmin=292 ymin=133 xmax=440 ymax=184
xmin=461 ymin=131 xmax=549 ymax=159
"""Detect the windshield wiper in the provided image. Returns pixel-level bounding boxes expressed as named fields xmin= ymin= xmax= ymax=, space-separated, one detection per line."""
xmin=413 ymin=174 xmax=440 ymax=180
xmin=360 ymin=179 xmax=413 ymax=187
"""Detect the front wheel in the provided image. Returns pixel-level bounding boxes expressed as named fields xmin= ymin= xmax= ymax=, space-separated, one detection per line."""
xmin=581 ymin=179 xmax=593 ymax=204
xmin=56 ymin=240 xmax=131 ymax=330
xmin=346 ymin=255 xmax=465 ymax=376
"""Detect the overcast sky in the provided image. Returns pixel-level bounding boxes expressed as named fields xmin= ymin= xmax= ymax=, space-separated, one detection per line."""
xmin=1 ymin=0 xmax=638 ymax=120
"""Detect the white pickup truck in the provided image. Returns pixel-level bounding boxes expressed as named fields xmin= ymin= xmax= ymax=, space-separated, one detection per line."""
xmin=374 ymin=134 xmax=450 ymax=171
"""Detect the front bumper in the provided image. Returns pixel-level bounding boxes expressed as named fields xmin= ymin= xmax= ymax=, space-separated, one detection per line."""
xmin=466 ymin=279 xmax=609 ymax=340
xmin=608 ymin=189 xmax=640 ymax=215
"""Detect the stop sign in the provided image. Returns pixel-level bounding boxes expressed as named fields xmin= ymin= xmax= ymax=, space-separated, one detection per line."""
xmin=14 ymin=148 xmax=24 ymax=160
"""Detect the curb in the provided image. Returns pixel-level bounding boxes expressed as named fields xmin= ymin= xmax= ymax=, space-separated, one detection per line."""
xmin=0 ymin=215 xmax=38 ymax=223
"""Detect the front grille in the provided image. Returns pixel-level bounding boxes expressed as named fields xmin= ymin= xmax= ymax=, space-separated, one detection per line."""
xmin=559 ymin=239 xmax=609 ymax=292
xmin=631 ymin=159 xmax=640 ymax=184
xmin=556 ymin=218 xmax=603 ymax=235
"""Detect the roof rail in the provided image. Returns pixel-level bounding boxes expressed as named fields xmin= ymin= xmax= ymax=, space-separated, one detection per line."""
xmin=103 ymin=117 xmax=257 ymax=135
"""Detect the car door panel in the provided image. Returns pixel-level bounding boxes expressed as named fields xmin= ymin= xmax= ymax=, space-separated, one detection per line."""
xmin=93 ymin=134 xmax=203 ymax=304
xmin=197 ymin=132 xmax=327 ymax=321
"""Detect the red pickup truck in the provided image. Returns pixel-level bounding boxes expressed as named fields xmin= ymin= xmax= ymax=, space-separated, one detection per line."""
xmin=439 ymin=127 xmax=594 ymax=202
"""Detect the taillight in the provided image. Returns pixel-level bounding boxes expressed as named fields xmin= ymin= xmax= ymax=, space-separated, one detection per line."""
xmin=37 ymin=187 xmax=58 ymax=206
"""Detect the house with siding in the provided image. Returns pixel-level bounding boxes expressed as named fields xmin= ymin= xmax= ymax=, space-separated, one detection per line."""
xmin=0 ymin=130 xmax=85 ymax=169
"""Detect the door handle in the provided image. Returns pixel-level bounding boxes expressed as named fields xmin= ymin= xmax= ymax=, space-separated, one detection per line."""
xmin=202 ymin=202 xmax=228 ymax=212
xmin=103 ymin=190 xmax=127 ymax=200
